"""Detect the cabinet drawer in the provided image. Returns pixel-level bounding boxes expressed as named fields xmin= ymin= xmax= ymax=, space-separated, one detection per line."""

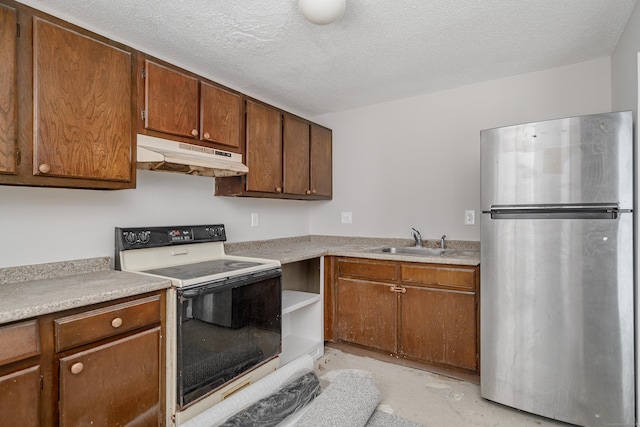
xmin=0 ymin=320 xmax=40 ymax=365
xmin=338 ymin=258 xmax=396 ymax=281
xmin=55 ymin=295 xmax=161 ymax=352
xmin=401 ymin=264 xmax=477 ymax=291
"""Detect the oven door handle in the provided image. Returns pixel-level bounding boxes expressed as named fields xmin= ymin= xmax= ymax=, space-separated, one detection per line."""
xmin=179 ymin=268 xmax=282 ymax=298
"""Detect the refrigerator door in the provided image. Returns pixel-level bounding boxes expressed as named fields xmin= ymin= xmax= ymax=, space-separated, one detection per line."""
xmin=480 ymin=213 xmax=635 ymax=426
xmin=480 ymin=111 xmax=633 ymax=211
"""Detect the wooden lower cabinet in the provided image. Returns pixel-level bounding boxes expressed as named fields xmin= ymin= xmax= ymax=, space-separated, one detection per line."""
xmin=0 ymin=365 xmax=41 ymax=427
xmin=0 ymin=291 xmax=164 ymax=426
xmin=336 ymin=277 xmax=397 ymax=353
xmin=59 ymin=328 xmax=161 ymax=426
xmin=400 ymin=286 xmax=477 ymax=371
xmin=330 ymin=257 xmax=479 ymax=374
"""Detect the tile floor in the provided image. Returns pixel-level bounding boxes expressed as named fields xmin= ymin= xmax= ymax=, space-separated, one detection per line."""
xmin=314 ymin=347 xmax=569 ymax=427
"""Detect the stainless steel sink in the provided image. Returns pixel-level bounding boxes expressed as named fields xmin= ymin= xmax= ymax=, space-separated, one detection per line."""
xmin=367 ymin=246 xmax=456 ymax=257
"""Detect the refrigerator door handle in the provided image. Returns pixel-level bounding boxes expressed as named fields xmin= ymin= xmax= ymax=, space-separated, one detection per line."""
xmin=489 ymin=208 xmax=621 ymax=220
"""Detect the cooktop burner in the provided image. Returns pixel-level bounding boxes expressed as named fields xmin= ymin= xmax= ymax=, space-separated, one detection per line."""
xmin=142 ymin=259 xmax=264 ymax=281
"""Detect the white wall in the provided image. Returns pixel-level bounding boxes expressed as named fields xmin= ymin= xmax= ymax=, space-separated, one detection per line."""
xmin=612 ymin=1 xmax=640 ymax=117
xmin=309 ymin=58 xmax=613 ymax=242
xmin=0 ymin=171 xmax=310 ymax=268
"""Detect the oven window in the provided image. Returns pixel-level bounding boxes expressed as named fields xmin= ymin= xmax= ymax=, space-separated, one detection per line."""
xmin=177 ymin=273 xmax=281 ymax=408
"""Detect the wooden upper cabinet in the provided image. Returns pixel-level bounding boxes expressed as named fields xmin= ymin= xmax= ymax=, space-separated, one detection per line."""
xmin=33 ymin=18 xmax=133 ymax=182
xmin=0 ymin=4 xmax=17 ymax=175
xmin=140 ymin=58 xmax=243 ymax=154
xmin=221 ymin=112 xmax=332 ymax=200
xmin=144 ymin=59 xmax=198 ymax=139
xmin=200 ymin=82 xmax=242 ymax=151
xmin=283 ymin=115 xmax=310 ymax=196
xmin=245 ymin=100 xmax=282 ymax=193
xmin=310 ymin=125 xmax=332 ymax=197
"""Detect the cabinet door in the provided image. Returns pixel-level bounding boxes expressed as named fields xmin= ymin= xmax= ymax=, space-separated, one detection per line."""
xmin=245 ymin=100 xmax=282 ymax=193
xmin=337 ymin=277 xmax=397 ymax=353
xmin=200 ymin=82 xmax=242 ymax=152
xmin=310 ymin=125 xmax=332 ymax=198
xmin=0 ymin=4 xmax=17 ymax=175
xmin=400 ymin=286 xmax=477 ymax=371
xmin=59 ymin=327 xmax=161 ymax=427
xmin=33 ymin=18 xmax=132 ymax=182
xmin=144 ymin=59 xmax=198 ymax=138
xmin=0 ymin=365 xmax=41 ymax=427
xmin=283 ymin=115 xmax=310 ymax=196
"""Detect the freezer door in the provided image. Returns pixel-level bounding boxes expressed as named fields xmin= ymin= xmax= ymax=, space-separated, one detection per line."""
xmin=480 ymin=213 xmax=634 ymax=426
xmin=480 ymin=111 xmax=633 ymax=210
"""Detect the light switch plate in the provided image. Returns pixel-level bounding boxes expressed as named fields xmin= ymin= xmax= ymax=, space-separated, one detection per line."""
xmin=251 ymin=212 xmax=259 ymax=227
xmin=341 ymin=211 xmax=352 ymax=224
xmin=464 ymin=210 xmax=475 ymax=225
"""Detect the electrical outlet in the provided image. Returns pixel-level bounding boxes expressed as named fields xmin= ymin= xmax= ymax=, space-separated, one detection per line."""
xmin=464 ymin=210 xmax=475 ymax=225
xmin=341 ymin=211 xmax=352 ymax=224
xmin=251 ymin=212 xmax=259 ymax=227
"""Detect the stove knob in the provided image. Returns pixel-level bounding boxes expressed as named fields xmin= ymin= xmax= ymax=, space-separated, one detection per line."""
xmin=206 ymin=227 xmax=216 ymax=238
xmin=216 ymin=226 xmax=225 ymax=237
xmin=124 ymin=232 xmax=137 ymax=244
xmin=138 ymin=231 xmax=150 ymax=244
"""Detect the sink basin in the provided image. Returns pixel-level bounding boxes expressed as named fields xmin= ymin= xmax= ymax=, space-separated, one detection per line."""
xmin=368 ymin=247 xmax=456 ymax=257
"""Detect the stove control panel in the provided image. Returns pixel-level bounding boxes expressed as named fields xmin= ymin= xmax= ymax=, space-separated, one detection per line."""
xmin=115 ymin=224 xmax=227 ymax=251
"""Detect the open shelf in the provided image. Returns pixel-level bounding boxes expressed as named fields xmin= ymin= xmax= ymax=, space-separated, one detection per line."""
xmin=283 ymin=290 xmax=321 ymax=315
xmin=280 ymin=258 xmax=324 ymax=365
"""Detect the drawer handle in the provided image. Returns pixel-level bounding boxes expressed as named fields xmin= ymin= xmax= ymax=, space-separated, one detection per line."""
xmin=111 ymin=317 xmax=123 ymax=328
xmin=71 ymin=362 xmax=84 ymax=375
xmin=390 ymin=286 xmax=406 ymax=294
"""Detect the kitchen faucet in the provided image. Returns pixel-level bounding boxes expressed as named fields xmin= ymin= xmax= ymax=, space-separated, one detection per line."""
xmin=441 ymin=235 xmax=446 ymax=249
xmin=412 ymin=228 xmax=422 ymax=247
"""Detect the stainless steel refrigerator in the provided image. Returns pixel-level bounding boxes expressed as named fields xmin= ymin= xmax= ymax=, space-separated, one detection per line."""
xmin=480 ymin=111 xmax=635 ymax=426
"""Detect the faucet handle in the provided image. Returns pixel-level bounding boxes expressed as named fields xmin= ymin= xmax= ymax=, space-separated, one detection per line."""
xmin=441 ymin=234 xmax=446 ymax=239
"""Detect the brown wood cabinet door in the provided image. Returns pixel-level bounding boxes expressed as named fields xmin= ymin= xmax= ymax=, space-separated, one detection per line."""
xmin=337 ymin=277 xmax=397 ymax=353
xmin=144 ymin=60 xmax=198 ymax=139
xmin=59 ymin=327 xmax=161 ymax=427
xmin=33 ymin=18 xmax=133 ymax=182
xmin=310 ymin=125 xmax=332 ymax=198
xmin=245 ymin=100 xmax=282 ymax=193
xmin=0 ymin=365 xmax=40 ymax=427
xmin=0 ymin=4 xmax=17 ymax=175
xmin=200 ymin=82 xmax=242 ymax=152
xmin=400 ymin=286 xmax=477 ymax=371
xmin=283 ymin=115 xmax=310 ymax=196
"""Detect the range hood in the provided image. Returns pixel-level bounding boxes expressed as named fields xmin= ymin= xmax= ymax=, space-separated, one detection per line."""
xmin=136 ymin=134 xmax=248 ymax=177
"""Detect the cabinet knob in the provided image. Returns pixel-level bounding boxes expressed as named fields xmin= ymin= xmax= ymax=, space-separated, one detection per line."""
xmin=190 ymin=129 xmax=198 ymax=137
xmin=203 ymin=132 xmax=211 ymax=140
xmin=275 ymin=187 xmax=282 ymax=193
xmin=38 ymin=163 xmax=51 ymax=174
xmin=111 ymin=317 xmax=123 ymax=328
xmin=305 ymin=190 xmax=312 ymax=195
xmin=70 ymin=362 xmax=84 ymax=375
xmin=311 ymin=189 xmax=317 ymax=194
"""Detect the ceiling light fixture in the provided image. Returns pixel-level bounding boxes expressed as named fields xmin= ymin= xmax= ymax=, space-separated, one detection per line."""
xmin=299 ymin=0 xmax=346 ymax=25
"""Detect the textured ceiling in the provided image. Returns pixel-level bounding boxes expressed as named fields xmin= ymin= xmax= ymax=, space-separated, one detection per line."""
xmin=17 ymin=0 xmax=638 ymax=116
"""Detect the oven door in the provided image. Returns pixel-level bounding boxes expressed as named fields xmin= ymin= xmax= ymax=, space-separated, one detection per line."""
xmin=176 ymin=268 xmax=282 ymax=408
